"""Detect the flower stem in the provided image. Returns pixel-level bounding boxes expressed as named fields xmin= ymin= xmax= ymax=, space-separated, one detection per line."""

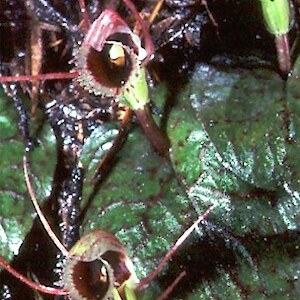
xmin=135 ymin=105 xmax=169 ymax=156
xmin=275 ymin=33 xmax=291 ymax=76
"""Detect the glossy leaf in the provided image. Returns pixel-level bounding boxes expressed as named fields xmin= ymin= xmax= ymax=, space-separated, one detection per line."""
xmin=0 ymin=89 xmax=56 ymax=261
xmin=1 ymin=54 xmax=300 ymax=300
xmin=166 ymin=58 xmax=300 ymax=298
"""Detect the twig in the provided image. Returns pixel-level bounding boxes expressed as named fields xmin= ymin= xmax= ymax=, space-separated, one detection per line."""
xmin=0 ymin=72 xmax=78 ymax=83
xmin=122 ymin=0 xmax=154 ymax=61
xmin=148 ymin=0 xmax=165 ymax=26
xmin=78 ymin=0 xmax=91 ymax=33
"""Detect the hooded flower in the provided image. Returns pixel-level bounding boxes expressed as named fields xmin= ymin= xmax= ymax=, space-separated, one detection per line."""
xmin=63 ymin=229 xmax=139 ymax=300
xmin=75 ymin=9 xmax=147 ymax=98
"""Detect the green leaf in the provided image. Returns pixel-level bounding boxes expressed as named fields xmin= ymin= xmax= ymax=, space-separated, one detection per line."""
xmin=0 ymin=88 xmax=55 ymax=261
xmin=166 ymin=59 xmax=300 ymax=298
xmin=80 ymin=125 xmax=196 ymax=278
xmin=1 ymin=57 xmax=300 ymax=299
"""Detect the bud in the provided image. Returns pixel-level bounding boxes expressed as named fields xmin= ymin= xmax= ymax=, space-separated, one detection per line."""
xmin=260 ymin=0 xmax=291 ymax=35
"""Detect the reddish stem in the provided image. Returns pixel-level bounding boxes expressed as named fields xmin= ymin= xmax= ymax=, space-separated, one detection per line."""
xmin=135 ymin=105 xmax=169 ymax=156
xmin=275 ymin=33 xmax=291 ymax=76
xmin=23 ymin=156 xmax=69 ymax=257
xmin=122 ymin=0 xmax=154 ymax=62
xmin=156 ymin=271 xmax=186 ymax=300
xmin=78 ymin=0 xmax=91 ymax=32
xmin=93 ymin=107 xmax=133 ymax=179
xmin=0 ymin=72 xmax=78 ymax=83
xmin=0 ymin=256 xmax=69 ymax=295
xmin=138 ymin=205 xmax=216 ymax=289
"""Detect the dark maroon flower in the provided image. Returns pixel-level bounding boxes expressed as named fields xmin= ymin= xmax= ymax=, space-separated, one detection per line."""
xmin=63 ymin=229 xmax=139 ymax=299
xmin=75 ymin=9 xmax=146 ymax=97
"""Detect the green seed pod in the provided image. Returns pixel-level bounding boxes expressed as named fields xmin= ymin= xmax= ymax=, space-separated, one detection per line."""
xmin=260 ymin=0 xmax=291 ymax=35
xmin=121 ymin=67 xmax=149 ymax=111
